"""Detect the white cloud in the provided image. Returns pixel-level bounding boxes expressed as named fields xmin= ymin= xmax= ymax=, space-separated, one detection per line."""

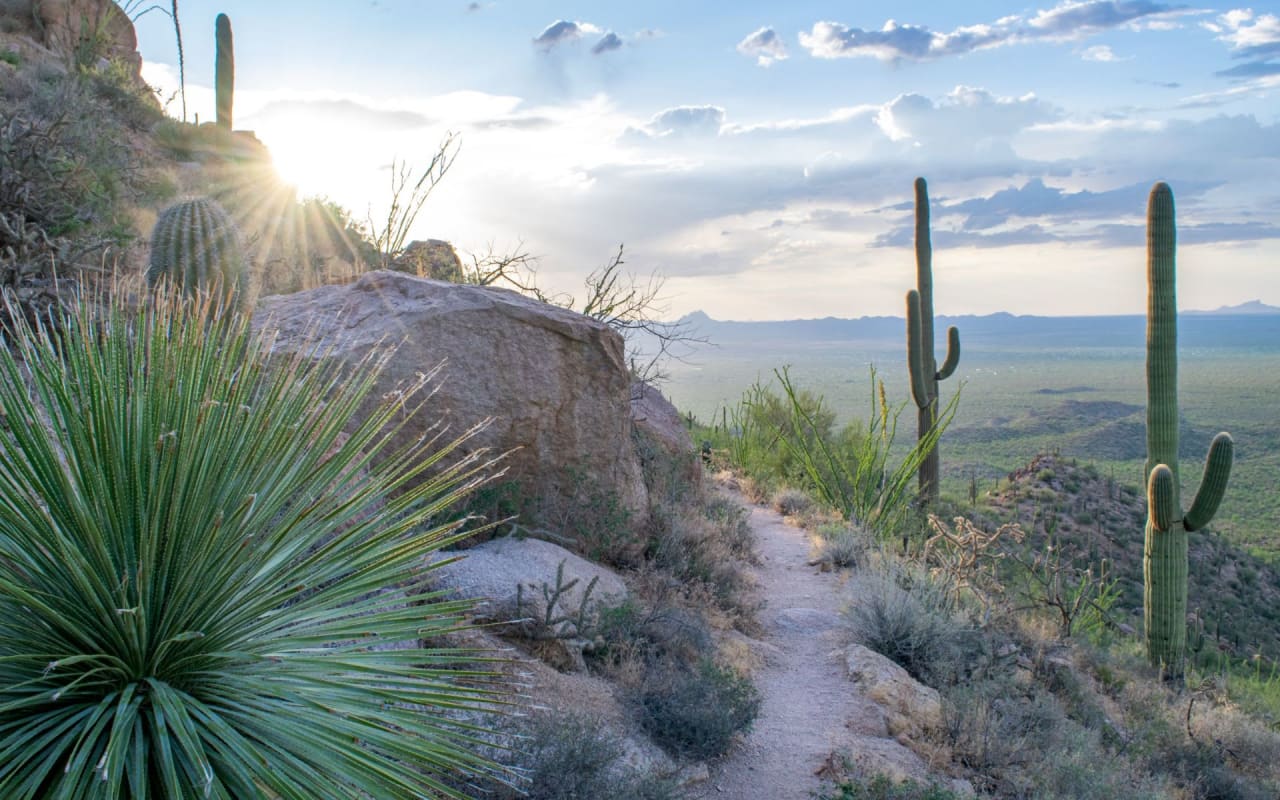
xmin=1080 ymin=44 xmax=1128 ymax=61
xmin=737 ymin=27 xmax=789 ymax=66
xmin=798 ymin=1 xmax=1182 ymax=63
xmin=533 ymin=20 xmax=603 ymax=51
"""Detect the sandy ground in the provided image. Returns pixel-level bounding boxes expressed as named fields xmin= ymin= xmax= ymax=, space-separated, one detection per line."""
xmin=694 ymin=495 xmax=884 ymax=800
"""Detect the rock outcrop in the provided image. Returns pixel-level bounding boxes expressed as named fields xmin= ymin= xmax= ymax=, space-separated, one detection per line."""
xmin=843 ymin=644 xmax=943 ymax=740
xmin=255 ymin=270 xmax=649 ymax=528
xmin=430 ymin=536 xmax=629 ymax=671
xmin=3 ymin=0 xmax=143 ymax=76
xmin=430 ymin=536 xmax=628 ymax=623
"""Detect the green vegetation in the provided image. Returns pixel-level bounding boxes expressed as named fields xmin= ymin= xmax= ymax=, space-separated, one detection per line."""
xmin=0 ymin=57 xmax=165 ymax=305
xmin=1142 ymin=182 xmax=1235 ymax=676
xmin=0 ymin=291 xmax=503 ymax=797
xmin=700 ymin=367 xmax=953 ymax=541
xmin=638 ymin=658 xmax=761 ymax=759
xmin=215 ymin=13 xmax=234 ymax=130
xmin=485 ymin=711 xmax=679 ymax=800
xmin=905 ymin=177 xmax=961 ymax=503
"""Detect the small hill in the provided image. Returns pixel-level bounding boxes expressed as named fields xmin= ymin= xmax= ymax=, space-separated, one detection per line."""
xmin=980 ymin=452 xmax=1280 ymax=662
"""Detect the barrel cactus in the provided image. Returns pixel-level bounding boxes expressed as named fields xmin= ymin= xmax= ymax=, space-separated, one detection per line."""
xmin=215 ymin=13 xmax=234 ymax=130
xmin=147 ymin=198 xmax=248 ymax=307
xmin=1143 ymin=181 xmax=1234 ymax=677
xmin=906 ymin=177 xmax=960 ymax=503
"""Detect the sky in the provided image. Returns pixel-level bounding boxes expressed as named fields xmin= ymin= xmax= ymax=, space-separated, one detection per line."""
xmin=131 ymin=1 xmax=1280 ymax=320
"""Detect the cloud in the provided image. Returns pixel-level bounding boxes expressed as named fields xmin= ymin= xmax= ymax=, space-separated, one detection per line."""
xmin=626 ymin=105 xmax=727 ymax=141
xmin=1081 ymin=44 xmax=1127 ymax=60
xmin=737 ymin=27 xmax=789 ymax=66
xmin=798 ymin=1 xmax=1182 ymax=63
xmin=533 ymin=19 xmax=602 ymax=51
xmin=871 ymin=179 xmax=1280 ymax=248
xmin=1208 ymin=9 xmax=1280 ymax=81
xmin=591 ymin=32 xmax=624 ymax=55
xmin=874 ymin=86 xmax=1059 ymax=156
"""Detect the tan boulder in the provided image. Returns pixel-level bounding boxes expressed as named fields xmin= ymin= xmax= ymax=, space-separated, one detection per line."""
xmin=254 ymin=270 xmax=649 ymax=531
xmin=843 ymin=644 xmax=943 ymax=739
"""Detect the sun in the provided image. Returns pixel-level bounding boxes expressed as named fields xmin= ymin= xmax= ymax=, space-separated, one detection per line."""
xmin=254 ymin=115 xmax=341 ymax=199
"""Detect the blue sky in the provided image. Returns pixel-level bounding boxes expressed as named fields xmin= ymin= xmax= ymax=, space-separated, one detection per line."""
xmin=132 ymin=1 xmax=1280 ymax=319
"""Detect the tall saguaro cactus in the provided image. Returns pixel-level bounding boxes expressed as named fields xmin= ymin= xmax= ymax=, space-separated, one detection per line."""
xmin=215 ymin=13 xmax=234 ymax=130
xmin=906 ymin=177 xmax=960 ymax=503
xmin=1143 ymin=181 xmax=1234 ymax=676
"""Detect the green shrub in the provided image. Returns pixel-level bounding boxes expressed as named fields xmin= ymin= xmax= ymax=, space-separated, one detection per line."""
xmin=846 ymin=566 xmax=972 ymax=686
xmin=815 ymin=522 xmax=869 ymax=570
xmin=490 ymin=711 xmax=678 ymax=800
xmin=0 ymin=291 xmax=503 ymax=797
xmin=638 ymin=658 xmax=760 ymax=759
xmin=773 ymin=487 xmax=814 ymax=516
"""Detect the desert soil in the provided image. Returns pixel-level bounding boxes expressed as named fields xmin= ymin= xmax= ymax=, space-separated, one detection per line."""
xmin=694 ymin=492 xmax=886 ymax=800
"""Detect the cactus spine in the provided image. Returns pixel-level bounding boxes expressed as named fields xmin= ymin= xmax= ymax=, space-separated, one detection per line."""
xmin=147 ymin=198 xmax=247 ymax=307
xmin=215 ymin=13 xmax=234 ymax=130
xmin=1143 ymin=181 xmax=1234 ymax=676
xmin=906 ymin=177 xmax=960 ymax=503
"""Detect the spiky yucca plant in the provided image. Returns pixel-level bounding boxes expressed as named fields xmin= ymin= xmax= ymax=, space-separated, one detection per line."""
xmin=0 ymin=290 xmax=505 ymax=798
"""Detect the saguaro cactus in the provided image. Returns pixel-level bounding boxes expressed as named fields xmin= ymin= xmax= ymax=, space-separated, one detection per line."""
xmin=215 ymin=13 xmax=234 ymax=130
xmin=1143 ymin=181 xmax=1234 ymax=676
xmin=906 ymin=177 xmax=960 ymax=503
xmin=147 ymin=197 xmax=247 ymax=307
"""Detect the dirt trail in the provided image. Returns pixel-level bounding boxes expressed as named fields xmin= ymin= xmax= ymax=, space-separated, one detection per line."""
xmin=694 ymin=493 xmax=885 ymax=800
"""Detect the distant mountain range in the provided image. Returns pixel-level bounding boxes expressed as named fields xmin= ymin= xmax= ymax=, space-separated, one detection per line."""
xmin=672 ymin=303 xmax=1280 ymax=352
xmin=1184 ymin=300 xmax=1280 ymax=315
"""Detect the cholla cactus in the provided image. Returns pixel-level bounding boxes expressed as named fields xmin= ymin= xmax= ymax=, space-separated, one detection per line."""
xmin=147 ymin=198 xmax=247 ymax=308
xmin=906 ymin=177 xmax=960 ymax=503
xmin=1142 ymin=181 xmax=1234 ymax=676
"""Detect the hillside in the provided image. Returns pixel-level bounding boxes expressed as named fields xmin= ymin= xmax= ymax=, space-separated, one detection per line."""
xmin=981 ymin=452 xmax=1280 ymax=663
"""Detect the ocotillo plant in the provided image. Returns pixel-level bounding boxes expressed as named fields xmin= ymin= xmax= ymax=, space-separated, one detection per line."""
xmin=147 ymin=197 xmax=247 ymax=308
xmin=215 ymin=13 xmax=234 ymax=130
xmin=1143 ymin=181 xmax=1234 ymax=677
xmin=906 ymin=177 xmax=960 ymax=503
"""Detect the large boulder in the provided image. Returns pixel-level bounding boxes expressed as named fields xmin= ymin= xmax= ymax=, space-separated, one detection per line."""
xmin=255 ymin=270 xmax=649 ymax=529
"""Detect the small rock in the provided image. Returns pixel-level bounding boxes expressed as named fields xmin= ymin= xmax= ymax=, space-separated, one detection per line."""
xmin=676 ymin=762 xmax=711 ymax=787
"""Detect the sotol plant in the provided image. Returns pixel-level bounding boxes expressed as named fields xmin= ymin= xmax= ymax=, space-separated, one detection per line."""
xmin=0 ymin=290 xmax=505 ymax=797
xmin=215 ymin=12 xmax=234 ymax=130
xmin=906 ymin=177 xmax=960 ymax=503
xmin=147 ymin=197 xmax=248 ymax=305
xmin=1143 ymin=181 xmax=1233 ymax=676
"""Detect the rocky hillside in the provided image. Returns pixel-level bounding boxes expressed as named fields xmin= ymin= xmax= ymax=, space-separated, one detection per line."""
xmin=980 ymin=452 xmax=1280 ymax=663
